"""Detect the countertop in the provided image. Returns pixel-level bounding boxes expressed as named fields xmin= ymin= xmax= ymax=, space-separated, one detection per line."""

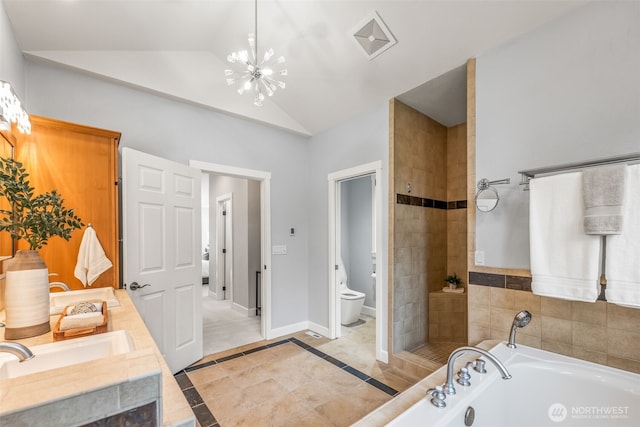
xmin=0 ymin=289 xmax=195 ymax=426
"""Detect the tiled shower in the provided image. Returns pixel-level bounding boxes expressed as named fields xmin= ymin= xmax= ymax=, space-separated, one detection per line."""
xmin=390 ymin=99 xmax=468 ymax=356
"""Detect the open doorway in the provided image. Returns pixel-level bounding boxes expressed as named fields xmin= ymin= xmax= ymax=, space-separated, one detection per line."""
xmin=194 ymin=162 xmax=271 ymax=356
xmin=328 ymin=161 xmax=387 ymax=362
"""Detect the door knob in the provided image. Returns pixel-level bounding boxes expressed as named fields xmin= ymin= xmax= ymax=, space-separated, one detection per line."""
xmin=130 ymin=281 xmax=150 ymax=291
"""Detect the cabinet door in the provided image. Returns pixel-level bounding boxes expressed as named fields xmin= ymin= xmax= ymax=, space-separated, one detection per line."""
xmin=14 ymin=116 xmax=120 ymax=289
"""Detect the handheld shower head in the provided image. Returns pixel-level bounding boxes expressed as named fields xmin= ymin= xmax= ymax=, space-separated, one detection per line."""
xmin=507 ymin=310 xmax=532 ymax=348
xmin=513 ymin=310 xmax=532 ymax=328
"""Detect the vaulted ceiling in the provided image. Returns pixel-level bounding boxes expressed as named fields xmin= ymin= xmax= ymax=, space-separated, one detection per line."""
xmin=4 ymin=0 xmax=589 ymax=136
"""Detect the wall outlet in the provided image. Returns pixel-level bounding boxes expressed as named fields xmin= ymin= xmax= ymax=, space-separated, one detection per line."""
xmin=475 ymin=251 xmax=485 ymax=266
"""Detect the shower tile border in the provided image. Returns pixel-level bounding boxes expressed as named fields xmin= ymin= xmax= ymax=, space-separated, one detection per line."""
xmin=396 ymin=193 xmax=467 ymax=210
xmin=175 ymin=337 xmax=399 ymax=426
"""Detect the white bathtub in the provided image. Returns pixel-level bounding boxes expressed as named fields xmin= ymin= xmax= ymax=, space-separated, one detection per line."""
xmin=387 ymin=342 xmax=640 ymax=427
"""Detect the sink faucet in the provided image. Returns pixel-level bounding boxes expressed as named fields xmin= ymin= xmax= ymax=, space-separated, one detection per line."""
xmin=443 ymin=346 xmax=511 ymax=395
xmin=0 ymin=342 xmax=35 ymax=362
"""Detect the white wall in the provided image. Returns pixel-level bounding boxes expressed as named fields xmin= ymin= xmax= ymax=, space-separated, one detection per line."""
xmin=24 ymin=58 xmax=310 ymax=330
xmin=0 ymin=1 xmax=24 ymax=104
xmin=307 ymin=103 xmax=389 ymax=348
xmin=476 ymin=1 xmax=640 ymax=269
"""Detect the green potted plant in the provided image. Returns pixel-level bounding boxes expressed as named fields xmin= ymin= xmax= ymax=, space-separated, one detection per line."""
xmin=0 ymin=157 xmax=83 ymax=339
xmin=444 ymin=273 xmax=463 ymax=290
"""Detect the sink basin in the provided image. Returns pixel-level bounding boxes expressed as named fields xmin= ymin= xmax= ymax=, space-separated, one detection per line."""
xmin=0 ymin=330 xmax=134 ymax=380
xmin=50 ymin=287 xmax=120 ymax=315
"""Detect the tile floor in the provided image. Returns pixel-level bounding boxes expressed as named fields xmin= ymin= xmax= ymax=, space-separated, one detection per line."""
xmin=202 ymin=287 xmax=262 ymax=355
xmin=411 ymin=341 xmax=467 ymax=365
xmin=178 ymin=316 xmax=424 ymax=427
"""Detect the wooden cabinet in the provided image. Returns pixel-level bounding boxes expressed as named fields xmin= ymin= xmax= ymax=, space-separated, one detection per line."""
xmin=13 ymin=116 xmax=121 ymax=289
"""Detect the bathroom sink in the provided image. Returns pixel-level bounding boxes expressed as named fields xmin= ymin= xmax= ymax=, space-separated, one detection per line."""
xmin=50 ymin=287 xmax=120 ymax=315
xmin=0 ymin=330 xmax=134 ymax=380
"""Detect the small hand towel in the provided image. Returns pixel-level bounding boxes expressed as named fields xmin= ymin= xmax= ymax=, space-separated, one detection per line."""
xmin=59 ymin=312 xmax=104 ymax=331
xmin=605 ymin=164 xmax=640 ymax=308
xmin=74 ymin=227 xmax=113 ymax=287
xmin=582 ymin=164 xmax=627 ymax=234
xmin=530 ymin=172 xmax=601 ymax=302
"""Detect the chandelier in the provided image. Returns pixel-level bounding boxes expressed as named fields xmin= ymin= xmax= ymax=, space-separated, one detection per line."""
xmin=225 ymin=0 xmax=287 ymax=107
xmin=0 ymin=80 xmax=31 ymax=134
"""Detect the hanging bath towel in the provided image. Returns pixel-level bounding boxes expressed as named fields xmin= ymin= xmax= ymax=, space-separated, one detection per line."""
xmin=530 ymin=172 xmax=601 ymax=302
xmin=74 ymin=226 xmax=113 ymax=287
xmin=605 ymin=164 xmax=640 ymax=308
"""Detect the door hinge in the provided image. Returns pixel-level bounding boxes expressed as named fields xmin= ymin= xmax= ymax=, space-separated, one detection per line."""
xmin=222 ymin=248 xmax=227 ymax=254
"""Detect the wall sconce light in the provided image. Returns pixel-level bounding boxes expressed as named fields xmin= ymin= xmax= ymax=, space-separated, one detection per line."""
xmin=0 ymin=80 xmax=31 ymax=134
xmin=475 ymin=178 xmax=510 ymax=212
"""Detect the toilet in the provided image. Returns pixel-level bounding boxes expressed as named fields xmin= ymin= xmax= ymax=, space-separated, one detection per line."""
xmin=337 ymin=259 xmax=365 ymax=325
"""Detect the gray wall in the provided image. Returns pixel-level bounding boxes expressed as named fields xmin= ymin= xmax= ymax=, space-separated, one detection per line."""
xmin=210 ymin=175 xmax=260 ymax=312
xmin=341 ymin=175 xmax=375 ymax=308
xmin=22 ymin=58 xmax=310 ymax=330
xmin=307 ymin=103 xmax=389 ymax=350
xmin=476 ymin=1 xmax=640 ymax=269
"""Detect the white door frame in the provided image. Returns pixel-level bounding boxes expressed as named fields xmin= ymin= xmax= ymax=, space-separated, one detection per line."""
xmin=190 ymin=160 xmax=271 ymax=340
xmin=328 ymin=160 xmax=386 ymax=362
xmin=215 ymin=193 xmax=233 ymax=301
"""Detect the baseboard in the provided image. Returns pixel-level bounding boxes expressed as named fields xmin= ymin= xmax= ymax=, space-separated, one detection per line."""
xmin=361 ymin=305 xmax=376 ymax=318
xmin=231 ymin=302 xmax=250 ymax=317
xmin=307 ymin=321 xmax=329 ymax=338
xmin=267 ymin=321 xmax=309 ymax=339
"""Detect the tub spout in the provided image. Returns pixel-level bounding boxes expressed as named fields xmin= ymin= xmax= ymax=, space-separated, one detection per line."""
xmin=443 ymin=346 xmax=510 ymax=395
xmin=0 ymin=342 xmax=35 ymax=362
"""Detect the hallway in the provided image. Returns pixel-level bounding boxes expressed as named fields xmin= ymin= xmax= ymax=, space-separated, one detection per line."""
xmin=202 ymin=286 xmax=261 ymax=356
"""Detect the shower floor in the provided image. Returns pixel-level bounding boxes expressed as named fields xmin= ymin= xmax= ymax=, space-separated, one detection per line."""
xmin=411 ymin=341 xmax=467 ymax=365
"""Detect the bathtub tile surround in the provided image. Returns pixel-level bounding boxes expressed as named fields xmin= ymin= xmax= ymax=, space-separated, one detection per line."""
xmin=468 ymin=280 xmax=640 ymax=374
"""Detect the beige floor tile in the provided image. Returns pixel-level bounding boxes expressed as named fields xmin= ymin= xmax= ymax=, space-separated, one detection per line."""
xmin=186 ymin=364 xmax=230 ymax=389
xmin=184 ymin=314 xmax=422 ymax=426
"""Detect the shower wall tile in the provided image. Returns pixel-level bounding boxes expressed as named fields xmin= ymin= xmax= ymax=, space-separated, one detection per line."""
xmin=391 ymin=98 xmax=469 ymax=353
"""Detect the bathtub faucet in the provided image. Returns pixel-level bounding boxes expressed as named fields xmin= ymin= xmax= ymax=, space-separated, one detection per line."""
xmin=0 ymin=342 xmax=35 ymax=362
xmin=443 ymin=346 xmax=511 ymax=395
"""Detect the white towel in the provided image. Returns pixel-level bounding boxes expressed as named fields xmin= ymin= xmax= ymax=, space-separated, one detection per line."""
xmin=74 ymin=226 xmax=113 ymax=287
xmin=605 ymin=164 xmax=640 ymax=307
xmin=530 ymin=172 xmax=601 ymax=302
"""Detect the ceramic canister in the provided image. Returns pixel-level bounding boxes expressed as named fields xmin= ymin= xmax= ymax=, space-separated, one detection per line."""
xmin=4 ymin=250 xmax=51 ymax=339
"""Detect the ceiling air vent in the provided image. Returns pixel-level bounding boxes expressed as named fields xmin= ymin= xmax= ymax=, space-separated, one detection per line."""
xmin=350 ymin=11 xmax=397 ymax=60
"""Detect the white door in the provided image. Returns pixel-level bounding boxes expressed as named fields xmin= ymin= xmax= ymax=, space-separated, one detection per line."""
xmin=122 ymin=147 xmax=203 ymax=373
